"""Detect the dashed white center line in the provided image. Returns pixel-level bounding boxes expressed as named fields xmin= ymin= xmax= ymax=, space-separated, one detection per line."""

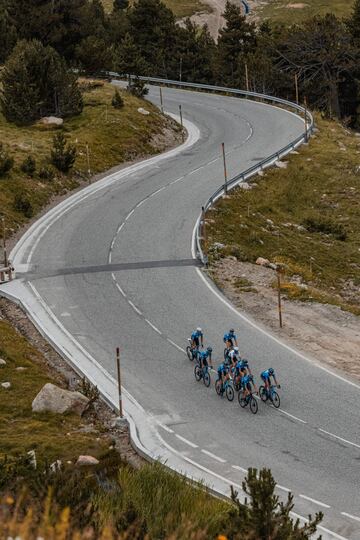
xmin=318 ymin=429 xmax=360 ymax=450
xmin=175 ymin=434 xmax=198 ymax=448
xmin=125 ymin=208 xmax=135 ymax=220
xmin=277 ymin=409 xmax=307 ymax=424
xmin=341 ymin=512 xmax=360 ymax=523
xmin=232 ymin=465 xmax=247 ymax=473
xmin=108 ymin=251 xmax=112 ymax=263
xmin=166 ymin=338 xmax=186 ymax=353
xmin=157 ymin=423 xmax=174 ymax=434
xmin=145 ymin=319 xmax=162 ymax=335
xmin=276 ymin=484 xmax=291 ymax=493
xmin=128 ymin=300 xmax=142 ymax=316
xmin=201 ymin=449 xmax=226 ymax=463
xmin=299 ymin=494 xmax=330 ymax=509
xmin=136 ymin=199 xmax=146 ymax=208
xmin=115 ymin=283 xmax=126 ymax=297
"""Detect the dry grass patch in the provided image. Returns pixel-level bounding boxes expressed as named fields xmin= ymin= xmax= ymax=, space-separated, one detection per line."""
xmin=256 ymin=0 xmax=352 ymax=25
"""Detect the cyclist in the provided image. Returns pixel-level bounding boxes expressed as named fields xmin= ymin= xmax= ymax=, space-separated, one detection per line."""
xmin=198 ymin=346 xmax=212 ymax=370
xmin=241 ymin=373 xmax=258 ymax=399
xmin=233 ymin=357 xmax=250 ymax=388
xmin=217 ymin=361 xmax=230 ymax=393
xmin=191 ymin=327 xmax=203 ymax=350
xmin=223 ymin=329 xmax=238 ymax=356
xmin=260 ymin=368 xmax=280 ymax=393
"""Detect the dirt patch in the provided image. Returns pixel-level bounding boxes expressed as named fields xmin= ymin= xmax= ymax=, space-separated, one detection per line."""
xmin=0 ymin=297 xmax=143 ymax=468
xmin=287 ymin=3 xmax=308 ymax=8
xmin=211 ymin=257 xmax=360 ymax=380
xmin=185 ymin=0 xmax=246 ymax=40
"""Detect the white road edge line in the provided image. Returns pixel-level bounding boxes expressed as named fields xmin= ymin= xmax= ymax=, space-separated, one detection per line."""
xmin=341 ymin=512 xmax=360 ymax=523
xmin=201 ymin=449 xmax=226 ymax=463
xmin=145 ymin=319 xmax=162 ymax=335
xmin=290 ymin=513 xmax=349 ymax=540
xmin=175 ymin=434 xmax=198 ymax=448
xmin=277 ymin=409 xmax=307 ymax=424
xmin=299 ymin=494 xmax=330 ymax=509
xmin=318 ymin=429 xmax=360 ymax=450
xmin=232 ymin=465 xmax=247 ymax=473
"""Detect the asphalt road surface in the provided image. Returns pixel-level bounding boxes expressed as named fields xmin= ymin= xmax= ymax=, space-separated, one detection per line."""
xmin=18 ymin=86 xmax=360 ymax=538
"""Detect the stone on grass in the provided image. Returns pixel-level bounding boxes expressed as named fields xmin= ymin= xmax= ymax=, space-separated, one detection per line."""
xmin=1 ymin=382 xmax=11 ymax=389
xmin=0 ymin=359 xmax=6 ymax=366
xmin=275 ymin=160 xmax=288 ymax=169
xmin=256 ymin=257 xmax=270 ymax=267
xmin=32 ymin=383 xmax=89 ymax=416
xmin=16 ymin=366 xmax=26 ymax=371
xmin=39 ymin=116 xmax=63 ymax=126
xmin=138 ymin=107 xmax=150 ymax=115
xmin=239 ymin=182 xmax=251 ymax=190
xmin=76 ymin=455 xmax=99 ymax=466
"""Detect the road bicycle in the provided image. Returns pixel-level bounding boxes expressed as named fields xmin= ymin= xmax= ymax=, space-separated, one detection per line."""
xmin=259 ymin=384 xmax=281 ymax=408
xmin=194 ymin=363 xmax=211 ymax=387
xmin=238 ymin=388 xmax=258 ymax=414
xmin=215 ymin=376 xmax=234 ymax=401
xmin=186 ymin=339 xmax=199 ymax=362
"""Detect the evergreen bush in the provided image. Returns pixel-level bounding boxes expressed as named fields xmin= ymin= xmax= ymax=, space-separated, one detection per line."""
xmin=111 ymin=89 xmax=124 ymax=109
xmin=0 ymin=143 xmax=14 ymax=177
xmin=20 ymin=155 xmax=36 ymax=177
xmin=50 ymin=133 xmax=76 ymax=173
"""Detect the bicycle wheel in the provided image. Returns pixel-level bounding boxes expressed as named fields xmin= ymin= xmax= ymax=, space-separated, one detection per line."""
xmin=271 ymin=391 xmax=280 ymax=409
xmin=233 ymin=377 xmax=241 ymax=392
xmin=203 ymin=371 xmax=211 ymax=388
xmin=249 ymin=396 xmax=258 ymax=414
xmin=226 ymin=383 xmax=234 ymax=402
xmin=215 ymin=379 xmax=222 ymax=396
xmin=238 ymin=390 xmax=247 ymax=408
xmin=223 ymin=348 xmax=228 ymax=360
xmin=194 ymin=365 xmax=202 ymax=382
xmin=259 ymin=386 xmax=268 ymax=402
xmin=186 ymin=346 xmax=193 ymax=361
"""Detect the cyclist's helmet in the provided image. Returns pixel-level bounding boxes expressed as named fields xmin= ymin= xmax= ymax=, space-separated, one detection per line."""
xmin=230 ymin=328 xmax=235 ymax=333
xmin=268 ymin=368 xmax=274 ymax=376
xmin=196 ymin=327 xmax=202 ymax=333
xmin=207 ymin=346 xmax=212 ymax=353
xmin=233 ymin=346 xmax=239 ymax=353
xmin=243 ymin=359 xmax=249 ymax=367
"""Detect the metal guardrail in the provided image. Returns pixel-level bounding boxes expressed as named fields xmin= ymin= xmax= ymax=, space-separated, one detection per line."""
xmin=109 ymin=73 xmax=314 ymax=263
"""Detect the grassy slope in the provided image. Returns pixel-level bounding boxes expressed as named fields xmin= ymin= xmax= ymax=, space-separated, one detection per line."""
xmin=102 ymin=0 xmax=211 ymax=18
xmin=206 ymin=116 xmax=360 ymax=315
xmin=256 ymin=0 xmax=353 ymax=25
xmin=0 ymin=82 xmax=179 ymax=239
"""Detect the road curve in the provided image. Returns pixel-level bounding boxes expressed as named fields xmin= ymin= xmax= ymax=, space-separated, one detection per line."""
xmin=8 ymin=87 xmax=360 ymax=539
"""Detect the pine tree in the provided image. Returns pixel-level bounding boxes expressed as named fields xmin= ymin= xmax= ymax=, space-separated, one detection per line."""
xmin=51 ymin=133 xmax=76 ymax=173
xmin=113 ymin=0 xmax=129 ymax=10
xmin=115 ymin=33 xmax=148 ymax=79
xmin=347 ymin=0 xmax=360 ymax=42
xmin=0 ymin=0 xmax=18 ymax=63
xmin=75 ymin=36 xmax=112 ymax=73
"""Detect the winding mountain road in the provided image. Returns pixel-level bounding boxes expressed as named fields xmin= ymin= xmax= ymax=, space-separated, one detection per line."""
xmin=5 ymin=86 xmax=360 ymax=539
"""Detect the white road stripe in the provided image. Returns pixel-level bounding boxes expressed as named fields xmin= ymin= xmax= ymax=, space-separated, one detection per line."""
xmin=115 ymin=283 xmax=126 ymax=297
xmin=170 ymin=176 xmax=185 ymax=185
xmin=157 ymin=423 xmax=174 ymax=434
xmin=318 ymin=429 xmax=360 ymax=450
xmin=167 ymin=338 xmax=186 ymax=353
xmin=136 ymin=199 xmax=146 ymax=208
xmin=232 ymin=465 xmax=247 ymax=473
xmin=299 ymin=494 xmax=330 ymax=509
xmin=290 ymin=513 xmax=349 ymax=540
xmin=341 ymin=512 xmax=360 ymax=523
xmin=128 ymin=300 xmax=142 ymax=315
xmin=117 ymin=222 xmax=125 ymax=233
xmin=277 ymin=409 xmax=307 ymax=424
xmin=145 ymin=319 xmax=162 ymax=335
xmin=201 ymin=449 xmax=226 ymax=463
xmin=175 ymin=434 xmax=198 ymax=448
xmin=125 ymin=209 xmax=135 ymax=220
xmin=108 ymin=251 xmax=112 ymax=263
xmin=276 ymin=484 xmax=291 ymax=493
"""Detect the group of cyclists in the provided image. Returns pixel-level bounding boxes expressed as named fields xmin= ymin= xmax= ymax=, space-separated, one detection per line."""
xmin=189 ymin=327 xmax=280 ymax=406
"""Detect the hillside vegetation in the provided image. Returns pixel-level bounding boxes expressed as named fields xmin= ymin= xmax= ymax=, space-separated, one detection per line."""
xmin=256 ymin=0 xmax=352 ymax=25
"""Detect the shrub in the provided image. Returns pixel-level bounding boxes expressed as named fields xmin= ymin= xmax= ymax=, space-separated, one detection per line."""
xmin=39 ymin=166 xmax=55 ymax=181
xmin=0 ymin=143 xmax=14 ymax=177
xmin=303 ymin=215 xmax=347 ymax=241
xmin=13 ymin=193 xmax=33 ymax=218
xmin=127 ymin=78 xmax=149 ymax=98
xmin=112 ymin=89 xmax=124 ymax=109
xmin=20 ymin=155 xmax=36 ymax=177
xmin=51 ymin=133 xmax=76 ymax=173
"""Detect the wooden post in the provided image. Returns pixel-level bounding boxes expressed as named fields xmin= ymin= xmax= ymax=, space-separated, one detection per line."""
xmin=222 ymin=142 xmax=228 ymax=193
xmin=304 ymin=96 xmax=308 ymax=142
xmin=86 ymin=142 xmax=91 ymax=183
xmin=179 ymin=56 xmax=183 ymax=83
xmin=277 ymin=267 xmax=283 ymax=328
xmin=295 ymin=73 xmax=299 ymax=104
xmin=116 ymin=347 xmax=123 ymax=418
xmin=179 ymin=105 xmax=184 ymax=142
xmin=2 ymin=217 xmax=7 ymax=268
xmin=160 ymin=87 xmax=164 ymax=114
xmin=245 ymin=62 xmax=249 ymax=93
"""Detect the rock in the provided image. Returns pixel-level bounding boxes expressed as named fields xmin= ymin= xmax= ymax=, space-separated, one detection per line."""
xmin=137 ymin=107 xmax=150 ymax=116
xmin=32 ymin=383 xmax=89 ymax=416
xmin=39 ymin=116 xmax=63 ymax=126
xmin=268 ymin=263 xmax=277 ymax=270
xmin=213 ymin=242 xmax=225 ymax=250
xmin=256 ymin=257 xmax=270 ymax=267
xmin=0 ymin=359 xmax=6 ymax=366
xmin=16 ymin=366 xmax=27 ymax=371
xmin=76 ymin=455 xmax=99 ymax=466
xmin=238 ymin=182 xmax=251 ymax=190
xmin=266 ymin=219 xmax=274 ymax=226
xmin=50 ymin=459 xmax=62 ymax=472
xmin=1 ymin=382 xmax=11 ymax=389
xmin=275 ymin=160 xmax=288 ymax=169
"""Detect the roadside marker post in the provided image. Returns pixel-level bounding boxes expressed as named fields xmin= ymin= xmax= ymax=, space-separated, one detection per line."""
xmin=245 ymin=62 xmax=249 ymax=93
xmin=160 ymin=87 xmax=164 ymax=114
xmin=116 ymin=347 xmax=123 ymax=418
xmin=276 ymin=265 xmax=284 ymax=328
xmin=295 ymin=73 xmax=299 ymax=104
xmin=179 ymin=105 xmax=184 ymax=142
xmin=2 ymin=217 xmax=7 ymax=268
xmin=304 ymin=97 xmax=308 ymax=142
xmin=222 ymin=142 xmax=228 ymax=193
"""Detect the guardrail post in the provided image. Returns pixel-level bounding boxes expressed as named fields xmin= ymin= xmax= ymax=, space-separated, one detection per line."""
xmin=295 ymin=73 xmax=299 ymax=104
xmin=304 ymin=97 xmax=308 ymax=143
xmin=116 ymin=347 xmax=123 ymax=418
xmin=179 ymin=105 xmax=184 ymax=142
xmin=159 ymin=87 xmax=164 ymax=114
xmin=222 ymin=142 xmax=228 ymax=193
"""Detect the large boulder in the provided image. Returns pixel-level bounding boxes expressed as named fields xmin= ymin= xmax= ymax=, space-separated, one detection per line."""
xmin=38 ymin=116 xmax=63 ymax=126
xmin=76 ymin=455 xmax=99 ymax=466
xmin=32 ymin=383 xmax=89 ymax=416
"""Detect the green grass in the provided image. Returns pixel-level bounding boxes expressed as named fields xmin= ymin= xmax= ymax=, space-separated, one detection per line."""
xmin=206 ymin=116 xmax=360 ymax=315
xmin=256 ymin=0 xmax=353 ymax=25
xmin=0 ymin=318 xmax=111 ymax=462
xmin=101 ymin=0 xmax=211 ymax=17
xmin=0 ymin=81 xmax=178 ymax=239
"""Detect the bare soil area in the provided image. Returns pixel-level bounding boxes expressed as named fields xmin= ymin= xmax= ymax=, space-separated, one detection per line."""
xmin=211 ymin=257 xmax=360 ymax=381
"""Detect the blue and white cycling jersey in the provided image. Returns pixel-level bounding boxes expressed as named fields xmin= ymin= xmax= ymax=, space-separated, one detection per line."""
xmin=223 ymin=331 xmax=237 ymax=344
xmin=261 ymin=369 xmax=273 ymax=381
